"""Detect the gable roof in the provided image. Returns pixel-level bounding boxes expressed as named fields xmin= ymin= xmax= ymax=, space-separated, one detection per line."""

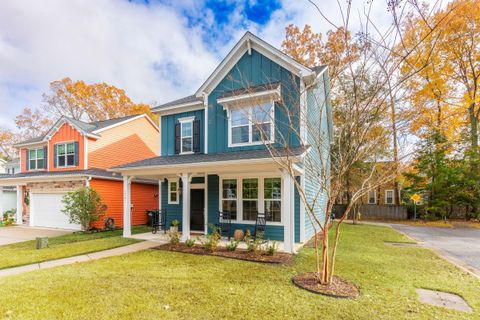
xmin=152 ymin=32 xmax=320 ymax=113
xmin=15 ymin=114 xmax=156 ymax=148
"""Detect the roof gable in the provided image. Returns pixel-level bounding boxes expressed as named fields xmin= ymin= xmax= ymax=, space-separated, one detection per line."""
xmin=195 ymin=32 xmax=315 ymax=96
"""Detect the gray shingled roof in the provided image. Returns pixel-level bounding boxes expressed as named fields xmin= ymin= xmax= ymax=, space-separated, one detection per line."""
xmin=311 ymin=65 xmax=328 ymax=75
xmin=15 ymin=114 xmax=140 ymax=146
xmin=0 ymin=168 xmax=122 ymax=180
xmin=113 ymin=146 xmax=307 ymax=169
xmin=219 ymin=82 xmax=281 ymax=99
xmin=152 ymin=95 xmax=203 ymax=112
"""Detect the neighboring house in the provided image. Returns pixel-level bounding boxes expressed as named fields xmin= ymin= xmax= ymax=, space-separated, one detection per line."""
xmin=0 ymin=114 xmax=159 ymax=229
xmin=0 ymin=159 xmax=6 ymax=174
xmin=112 ymin=32 xmax=333 ymax=253
xmin=0 ymin=159 xmax=19 ymax=215
xmin=5 ymin=158 xmax=20 ymax=175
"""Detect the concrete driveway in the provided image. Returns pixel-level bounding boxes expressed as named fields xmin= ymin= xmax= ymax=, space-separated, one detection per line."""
xmin=391 ymin=224 xmax=480 ymax=277
xmin=0 ymin=226 xmax=71 ymax=246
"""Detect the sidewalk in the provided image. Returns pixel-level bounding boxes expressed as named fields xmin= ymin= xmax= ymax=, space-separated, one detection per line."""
xmin=0 ymin=240 xmax=160 ymax=278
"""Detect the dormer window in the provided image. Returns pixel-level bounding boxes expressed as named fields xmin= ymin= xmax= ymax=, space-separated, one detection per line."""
xmin=229 ymin=103 xmax=274 ymax=146
xmin=54 ymin=142 xmax=78 ymax=168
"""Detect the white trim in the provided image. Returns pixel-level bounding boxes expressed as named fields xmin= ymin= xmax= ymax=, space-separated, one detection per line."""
xmin=44 ymin=117 xmax=100 ymax=141
xmin=16 ymin=185 xmax=23 ymax=224
xmin=159 ymin=115 xmax=162 ymax=156
xmin=84 ymin=136 xmax=88 ymax=169
xmin=227 ymin=102 xmax=275 ymax=148
xmin=368 ymin=190 xmax=377 ymax=204
xmin=217 ymin=86 xmax=281 ymax=107
xmin=152 ymin=102 xmax=204 ymax=116
xmin=181 ymin=173 xmax=192 ymax=241
xmin=204 ymin=173 xmax=208 ymax=234
xmin=299 ymin=173 xmax=306 ymax=243
xmin=281 ymin=170 xmax=295 ymax=253
xmin=0 ymin=188 xmax=3 ymax=219
xmin=123 ymin=175 xmax=133 ymax=237
xmin=158 ymin=180 xmax=162 ymax=210
xmin=385 ymin=189 xmax=395 ymax=205
xmin=300 ymin=78 xmax=307 ymax=143
xmin=15 ymin=141 xmax=48 ymax=149
xmin=167 ymin=178 xmax=179 ymax=204
xmin=203 ymin=93 xmax=208 ymax=154
xmin=179 ymin=117 xmax=195 ymax=154
xmin=28 ymin=191 xmax=34 ymax=227
xmin=195 ymin=32 xmax=314 ymax=96
xmin=92 ymin=114 xmax=159 ymax=134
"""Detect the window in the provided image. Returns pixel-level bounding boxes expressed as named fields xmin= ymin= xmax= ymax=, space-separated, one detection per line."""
xmin=221 ymin=179 xmax=237 ymax=220
xmin=168 ymin=179 xmax=179 ymax=204
xmin=242 ymin=178 xmax=258 ymax=221
xmin=29 ymin=148 xmax=44 ymax=170
xmin=229 ymin=102 xmax=274 ymax=146
xmin=385 ymin=190 xmax=394 ymax=205
xmin=368 ymin=190 xmax=376 ymax=204
xmin=179 ymin=117 xmax=194 ymax=154
xmin=264 ymin=178 xmax=281 ymax=222
xmin=57 ymin=142 xmax=75 ymax=167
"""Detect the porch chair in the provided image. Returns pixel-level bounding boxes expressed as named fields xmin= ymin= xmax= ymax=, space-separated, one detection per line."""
xmin=150 ymin=209 xmax=167 ymax=234
xmin=252 ymin=211 xmax=270 ymax=242
xmin=215 ymin=211 xmax=232 ymax=240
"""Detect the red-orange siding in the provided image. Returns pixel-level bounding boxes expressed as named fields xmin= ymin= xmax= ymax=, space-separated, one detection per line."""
xmin=90 ymin=179 xmax=158 ymax=228
xmin=49 ymin=123 xmax=85 ymax=171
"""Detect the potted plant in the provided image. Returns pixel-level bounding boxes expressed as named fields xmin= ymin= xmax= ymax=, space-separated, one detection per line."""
xmin=170 ymin=219 xmax=180 ymax=233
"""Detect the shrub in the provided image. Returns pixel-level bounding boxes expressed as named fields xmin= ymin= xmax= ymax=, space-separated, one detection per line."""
xmin=168 ymin=230 xmax=180 ymax=246
xmin=246 ymin=232 xmax=264 ymax=254
xmin=265 ymin=241 xmax=278 ymax=256
xmin=226 ymin=240 xmax=239 ymax=251
xmin=62 ymin=187 xmax=107 ymax=231
xmin=200 ymin=224 xmax=221 ymax=252
xmin=171 ymin=219 xmax=180 ymax=227
xmin=185 ymin=238 xmax=195 ymax=247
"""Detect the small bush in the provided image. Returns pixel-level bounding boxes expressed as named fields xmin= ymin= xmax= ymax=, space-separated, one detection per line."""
xmin=200 ymin=224 xmax=221 ymax=252
xmin=168 ymin=230 xmax=180 ymax=246
xmin=246 ymin=232 xmax=264 ymax=254
xmin=226 ymin=240 xmax=239 ymax=251
xmin=62 ymin=187 xmax=107 ymax=231
xmin=171 ymin=219 xmax=180 ymax=227
xmin=185 ymin=238 xmax=195 ymax=247
xmin=265 ymin=241 xmax=278 ymax=256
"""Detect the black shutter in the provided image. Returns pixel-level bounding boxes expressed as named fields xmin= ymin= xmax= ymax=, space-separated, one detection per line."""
xmin=193 ymin=120 xmax=200 ymax=153
xmin=53 ymin=144 xmax=58 ymax=167
xmin=43 ymin=146 xmax=48 ymax=169
xmin=174 ymin=123 xmax=181 ymax=154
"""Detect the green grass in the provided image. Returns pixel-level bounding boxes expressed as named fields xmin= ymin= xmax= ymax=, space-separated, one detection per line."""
xmin=0 ymin=224 xmax=479 ymax=319
xmin=0 ymin=225 xmax=150 ymax=270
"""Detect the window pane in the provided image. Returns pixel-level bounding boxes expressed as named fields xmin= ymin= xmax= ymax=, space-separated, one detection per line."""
xmin=252 ymin=123 xmax=271 ymax=142
xmin=242 ymin=179 xmax=258 ymax=199
xmin=67 ymin=143 xmax=75 ymax=154
xmin=37 ymin=148 xmax=44 ymax=158
xmin=232 ymin=126 xmax=249 ymax=144
xmin=171 ymin=182 xmax=177 ymax=192
xmin=265 ymin=200 xmax=281 ymax=222
xmin=182 ymin=137 xmax=192 ymax=152
xmin=252 ymin=104 xmax=271 ymax=123
xmin=222 ymin=200 xmax=237 ymax=220
xmin=182 ymin=122 xmax=192 ymax=137
xmin=67 ymin=154 xmax=75 ymax=166
xmin=243 ymin=200 xmax=258 ymax=221
xmin=58 ymin=156 xmax=66 ymax=167
xmin=264 ymin=178 xmax=281 ymax=199
xmin=37 ymin=159 xmax=44 ymax=169
xmin=222 ymin=179 xmax=237 ymax=199
xmin=30 ymin=160 xmax=36 ymax=170
xmin=29 ymin=150 xmax=36 ymax=159
xmin=58 ymin=144 xmax=66 ymax=155
xmin=231 ymin=108 xmax=248 ymax=126
xmin=170 ymin=192 xmax=177 ymax=202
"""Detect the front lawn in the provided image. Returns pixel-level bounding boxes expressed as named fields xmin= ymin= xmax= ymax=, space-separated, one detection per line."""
xmin=0 ymin=224 xmax=478 ymax=319
xmin=0 ymin=225 xmax=150 ymax=270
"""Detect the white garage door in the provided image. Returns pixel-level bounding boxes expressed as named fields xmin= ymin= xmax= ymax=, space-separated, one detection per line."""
xmin=31 ymin=193 xmax=81 ymax=230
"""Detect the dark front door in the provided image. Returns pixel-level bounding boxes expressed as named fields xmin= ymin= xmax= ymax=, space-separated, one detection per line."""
xmin=190 ymin=189 xmax=205 ymax=232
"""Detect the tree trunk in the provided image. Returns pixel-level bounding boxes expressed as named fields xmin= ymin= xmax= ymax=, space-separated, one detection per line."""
xmin=469 ymin=103 xmax=478 ymax=158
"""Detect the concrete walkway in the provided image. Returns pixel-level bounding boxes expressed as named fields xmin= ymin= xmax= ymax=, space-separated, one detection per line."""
xmin=0 ymin=240 xmax=160 ymax=278
xmin=0 ymin=226 xmax=71 ymax=246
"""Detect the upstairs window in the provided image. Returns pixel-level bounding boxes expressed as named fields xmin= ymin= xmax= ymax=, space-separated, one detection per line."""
xmin=175 ymin=117 xmax=200 ymax=155
xmin=181 ymin=119 xmax=193 ymax=154
xmin=368 ymin=190 xmax=376 ymax=204
xmin=28 ymin=148 xmax=45 ymax=170
xmin=229 ymin=102 xmax=274 ymax=147
xmin=57 ymin=142 xmax=76 ymax=167
xmin=385 ymin=190 xmax=395 ymax=205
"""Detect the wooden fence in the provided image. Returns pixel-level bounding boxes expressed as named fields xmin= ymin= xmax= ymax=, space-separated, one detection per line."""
xmin=333 ymin=204 xmax=408 ymax=221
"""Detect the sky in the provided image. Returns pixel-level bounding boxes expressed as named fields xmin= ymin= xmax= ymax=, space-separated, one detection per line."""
xmin=0 ymin=0 xmax=435 ymax=129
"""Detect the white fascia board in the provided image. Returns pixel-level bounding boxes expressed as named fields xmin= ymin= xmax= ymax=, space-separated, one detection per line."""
xmin=92 ymin=114 xmax=159 ymax=133
xmin=152 ymin=102 xmax=204 ymax=116
xmin=217 ymin=86 xmax=281 ymax=109
xmin=14 ymin=141 xmax=48 ymax=149
xmin=195 ymin=32 xmax=315 ymax=96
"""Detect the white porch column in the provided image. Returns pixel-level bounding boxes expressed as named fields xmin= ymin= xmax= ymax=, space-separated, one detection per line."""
xmin=123 ymin=176 xmax=133 ymax=237
xmin=16 ymin=185 xmax=23 ymax=225
xmin=0 ymin=187 xmax=3 ymax=222
xmin=282 ymin=170 xmax=295 ymax=253
xmin=181 ymin=173 xmax=191 ymax=241
xmin=158 ymin=180 xmax=162 ymax=210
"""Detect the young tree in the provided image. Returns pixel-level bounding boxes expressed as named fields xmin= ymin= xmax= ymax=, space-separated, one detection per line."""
xmin=62 ymin=187 xmax=107 ymax=231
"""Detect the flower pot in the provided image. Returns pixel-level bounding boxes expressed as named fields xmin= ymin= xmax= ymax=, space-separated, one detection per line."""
xmin=234 ymin=229 xmax=244 ymax=241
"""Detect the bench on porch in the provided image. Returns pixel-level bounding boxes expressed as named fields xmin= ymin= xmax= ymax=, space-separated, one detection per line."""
xmin=147 ymin=209 xmax=167 ymax=234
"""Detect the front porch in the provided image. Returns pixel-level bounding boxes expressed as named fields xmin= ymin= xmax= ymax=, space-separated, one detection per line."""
xmin=115 ymin=150 xmax=306 ymax=254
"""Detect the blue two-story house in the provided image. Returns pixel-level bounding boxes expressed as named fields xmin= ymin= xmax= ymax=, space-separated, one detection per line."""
xmin=113 ymin=32 xmax=332 ymax=253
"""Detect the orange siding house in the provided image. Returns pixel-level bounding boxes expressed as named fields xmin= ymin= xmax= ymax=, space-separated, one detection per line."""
xmin=5 ymin=114 xmax=159 ymax=230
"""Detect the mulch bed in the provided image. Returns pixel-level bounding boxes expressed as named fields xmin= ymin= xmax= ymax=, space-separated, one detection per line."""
xmin=153 ymin=243 xmax=293 ymax=265
xmin=292 ymin=273 xmax=360 ymax=298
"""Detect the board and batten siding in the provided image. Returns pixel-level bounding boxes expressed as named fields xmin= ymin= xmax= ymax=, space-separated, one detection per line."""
xmin=48 ymin=123 xmax=84 ymax=171
xmin=160 ymin=110 xmax=204 ymax=156
xmin=90 ymin=179 xmax=157 ymax=228
xmin=207 ymin=49 xmax=301 ymax=154
xmin=304 ymin=71 xmax=332 ymax=240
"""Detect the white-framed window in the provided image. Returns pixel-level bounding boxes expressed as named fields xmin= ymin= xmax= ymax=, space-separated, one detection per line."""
xmin=264 ymin=177 xmax=282 ymax=222
xmin=29 ymin=148 xmax=45 ymax=170
xmin=179 ymin=116 xmax=194 ymax=154
xmin=221 ymin=179 xmax=237 ymax=220
xmin=228 ymin=102 xmax=274 ymax=147
xmin=219 ymin=176 xmax=282 ymax=224
xmin=168 ymin=179 xmax=179 ymax=204
xmin=368 ymin=190 xmax=376 ymax=204
xmin=57 ymin=142 xmax=76 ymax=167
xmin=385 ymin=190 xmax=394 ymax=205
